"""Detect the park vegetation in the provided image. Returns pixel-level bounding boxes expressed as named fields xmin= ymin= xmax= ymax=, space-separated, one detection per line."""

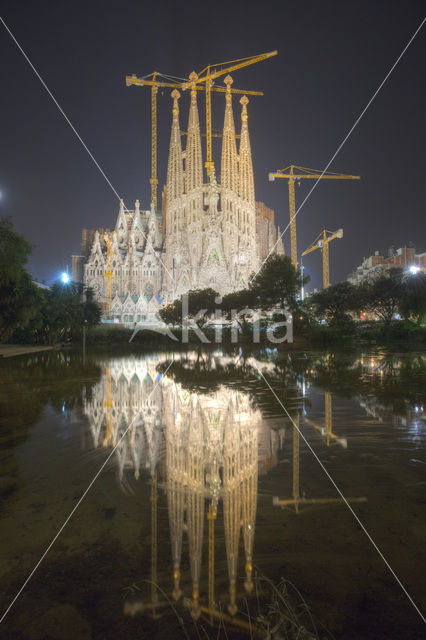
xmin=160 ymin=257 xmax=425 ymax=345
xmin=1 ymin=216 xmax=425 ymax=347
xmin=0 ymin=217 xmax=101 ymax=344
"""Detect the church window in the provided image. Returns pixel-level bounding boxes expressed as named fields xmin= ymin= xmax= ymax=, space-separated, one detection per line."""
xmin=112 ymin=261 xmax=116 ymax=267
xmin=148 ymin=261 xmax=151 ymax=268
xmin=193 ymin=200 xmax=195 ymax=210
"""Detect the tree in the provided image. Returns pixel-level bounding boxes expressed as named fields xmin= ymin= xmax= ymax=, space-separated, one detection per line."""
xmin=0 ymin=272 xmax=44 ymax=343
xmin=307 ymin=281 xmax=358 ymax=327
xmin=159 ymin=299 xmax=183 ymax=326
xmin=249 ymin=255 xmax=305 ymax=312
xmin=36 ymin=283 xmax=101 ymax=344
xmin=399 ymin=272 xmax=426 ymax=325
xmin=159 ymin=288 xmax=219 ymax=329
xmin=82 ymin=287 xmax=102 ymax=327
xmin=221 ymin=288 xmax=257 ymax=332
xmin=0 ymin=217 xmax=41 ymax=343
xmin=185 ymin=288 xmax=219 ymax=328
xmin=0 ymin=217 xmax=33 ymax=286
xmin=360 ymin=268 xmax=404 ymax=326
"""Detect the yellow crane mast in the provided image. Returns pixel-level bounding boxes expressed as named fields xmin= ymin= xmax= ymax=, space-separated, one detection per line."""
xmin=268 ymin=165 xmax=359 ymax=268
xmin=126 ymin=62 xmax=267 ymax=207
xmin=103 ymin=232 xmax=114 ymax=320
xmin=184 ymin=50 xmax=277 ymax=175
xmin=150 ymin=470 xmax=159 ymax=619
xmin=302 ymin=228 xmax=343 ymax=288
xmin=207 ymin=502 xmax=216 ymax=621
xmin=305 ymin=391 xmax=347 ymax=448
xmin=273 ymin=411 xmax=365 ymax=512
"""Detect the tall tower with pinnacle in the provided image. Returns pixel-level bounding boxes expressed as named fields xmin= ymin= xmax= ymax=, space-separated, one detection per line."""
xmin=221 ymin=75 xmax=238 ymax=194
xmin=166 ymin=90 xmax=184 ymax=207
xmin=185 ymin=72 xmax=203 ymax=193
xmin=83 ymin=67 xmax=284 ymax=316
xmin=238 ymin=95 xmax=255 ymax=207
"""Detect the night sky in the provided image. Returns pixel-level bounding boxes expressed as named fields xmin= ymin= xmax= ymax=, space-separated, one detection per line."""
xmin=1 ymin=0 xmax=425 ymax=290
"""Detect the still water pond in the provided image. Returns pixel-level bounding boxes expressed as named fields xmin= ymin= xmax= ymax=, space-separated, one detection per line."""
xmin=0 ymin=347 xmax=425 ymax=639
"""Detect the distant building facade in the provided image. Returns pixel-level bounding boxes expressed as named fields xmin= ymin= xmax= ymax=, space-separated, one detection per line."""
xmin=348 ymin=245 xmax=426 ymax=285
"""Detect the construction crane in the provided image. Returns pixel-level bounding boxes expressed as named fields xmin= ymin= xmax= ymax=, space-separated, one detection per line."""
xmin=305 ymin=391 xmax=347 ymax=448
xmin=126 ymin=60 xmax=267 ymax=207
xmin=207 ymin=502 xmax=216 ymax=622
xmin=302 ymin=228 xmax=343 ymax=288
xmin=273 ymin=414 xmax=365 ymax=512
xmin=150 ymin=469 xmax=159 ymax=619
xmin=103 ymin=233 xmax=114 ymax=320
xmin=183 ymin=50 xmax=277 ymax=175
xmin=268 ymin=165 xmax=360 ymax=268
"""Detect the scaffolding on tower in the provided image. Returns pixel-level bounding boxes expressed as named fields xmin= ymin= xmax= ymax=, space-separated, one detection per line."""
xmin=126 ymin=50 xmax=276 ymax=206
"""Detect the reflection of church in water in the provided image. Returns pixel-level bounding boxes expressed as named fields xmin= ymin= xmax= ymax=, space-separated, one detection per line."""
xmin=83 ymin=354 xmax=285 ymax=618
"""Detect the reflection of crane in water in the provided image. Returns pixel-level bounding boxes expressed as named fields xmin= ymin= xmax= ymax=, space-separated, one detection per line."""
xmin=150 ymin=470 xmax=159 ymax=617
xmin=274 ymin=404 xmax=366 ymax=512
xmin=85 ymin=357 xmax=287 ymax=628
xmin=123 ymin=469 xmax=169 ymax=619
xmin=305 ymin=392 xmax=347 ymax=448
xmin=207 ymin=502 xmax=216 ymax=622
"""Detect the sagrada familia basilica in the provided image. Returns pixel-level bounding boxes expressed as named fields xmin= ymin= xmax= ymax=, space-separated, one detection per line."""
xmin=83 ymin=352 xmax=285 ymax=617
xmin=74 ymin=74 xmax=283 ymax=324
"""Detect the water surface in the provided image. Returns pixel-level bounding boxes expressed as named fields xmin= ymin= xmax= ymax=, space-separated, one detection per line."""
xmin=0 ymin=347 xmax=425 ymax=639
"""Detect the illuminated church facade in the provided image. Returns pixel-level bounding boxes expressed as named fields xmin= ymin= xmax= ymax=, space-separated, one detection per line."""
xmin=78 ymin=74 xmax=283 ymax=323
xmin=83 ymin=353 xmax=286 ymax=617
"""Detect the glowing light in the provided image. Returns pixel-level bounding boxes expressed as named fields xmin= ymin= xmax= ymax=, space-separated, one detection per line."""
xmin=61 ymin=272 xmax=70 ymax=284
xmin=409 ymin=265 xmax=420 ymax=274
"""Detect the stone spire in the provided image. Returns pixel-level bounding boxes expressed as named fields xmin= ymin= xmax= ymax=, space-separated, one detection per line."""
xmin=238 ymin=96 xmax=255 ymax=206
xmin=276 ymin=227 xmax=285 ymax=255
xmin=220 ymin=75 xmax=238 ymax=193
xmin=185 ymin=72 xmax=203 ymax=192
xmin=166 ymin=90 xmax=184 ymax=202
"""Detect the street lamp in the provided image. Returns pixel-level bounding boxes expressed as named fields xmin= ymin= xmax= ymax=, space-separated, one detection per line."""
xmin=408 ymin=265 xmax=420 ymax=275
xmin=61 ymin=272 xmax=70 ymax=284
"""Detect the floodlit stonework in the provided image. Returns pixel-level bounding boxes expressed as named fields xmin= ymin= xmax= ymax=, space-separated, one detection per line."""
xmin=83 ymin=353 xmax=286 ymax=615
xmin=79 ymin=75 xmax=283 ymax=323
